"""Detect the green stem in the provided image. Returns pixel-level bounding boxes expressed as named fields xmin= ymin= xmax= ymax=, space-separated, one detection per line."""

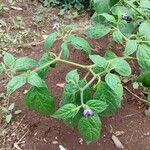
xmin=34 ymin=58 xmax=58 ymax=72
xmin=80 ymin=76 xmax=97 ymax=106
xmin=58 ymin=59 xmax=92 ymax=69
xmin=137 ymin=40 xmax=150 ymax=44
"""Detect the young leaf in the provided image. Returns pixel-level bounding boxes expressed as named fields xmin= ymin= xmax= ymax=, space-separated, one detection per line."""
xmin=3 ymin=52 xmax=15 ymax=67
xmin=5 ymin=114 xmax=12 ymax=123
xmin=105 ymin=73 xmax=123 ymax=98
xmin=94 ymin=82 xmax=122 ymax=116
xmin=65 ymin=70 xmax=79 ymax=83
xmin=24 ymin=87 xmax=55 ymax=115
xmin=139 ymin=20 xmax=150 ymax=40
xmin=78 ymin=115 xmax=102 ymax=144
xmin=8 ymin=103 xmax=15 ymax=111
xmin=100 ymin=13 xmax=116 ymax=23
xmin=112 ymin=30 xmax=124 ymax=44
xmin=85 ymin=25 xmax=111 ymax=39
xmin=104 ymin=50 xmax=117 ymax=60
xmin=136 ymin=44 xmax=150 ymax=71
xmin=89 ymin=55 xmax=108 ymax=68
xmin=27 ymin=71 xmax=46 ymax=87
xmin=86 ymin=100 xmax=108 ymax=113
xmin=53 ymin=104 xmax=80 ymax=120
xmin=44 ymin=32 xmax=58 ymax=52
xmin=124 ymin=40 xmax=137 ymax=56
xmin=110 ymin=58 xmax=131 ymax=76
xmin=69 ymin=35 xmax=91 ymax=54
xmin=7 ymin=75 xmax=27 ymax=95
xmin=14 ymin=57 xmax=38 ymax=71
xmin=61 ymin=42 xmax=69 ymax=59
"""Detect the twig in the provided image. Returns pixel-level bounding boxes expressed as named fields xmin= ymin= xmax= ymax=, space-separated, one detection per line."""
xmin=10 ymin=115 xmax=26 ymax=135
xmin=124 ymin=86 xmax=147 ymax=103
xmin=13 ymin=128 xmax=29 ymax=150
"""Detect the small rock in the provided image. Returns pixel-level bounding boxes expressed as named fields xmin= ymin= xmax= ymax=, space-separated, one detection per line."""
xmin=59 ymin=145 xmax=66 ymax=150
xmin=79 ymin=138 xmax=83 ymax=145
xmin=52 ymin=141 xmax=58 ymax=145
xmin=114 ymin=131 xmax=125 ymax=136
xmin=143 ymin=132 xmax=150 ymax=136
xmin=112 ymin=135 xmax=124 ymax=149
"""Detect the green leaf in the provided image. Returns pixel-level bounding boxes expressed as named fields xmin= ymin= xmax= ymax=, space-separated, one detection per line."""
xmin=27 ymin=71 xmax=45 ymax=87
xmin=61 ymin=79 xmax=91 ymax=106
xmin=100 ymin=13 xmax=116 ymax=23
xmin=111 ymin=5 xmax=131 ymax=17
xmin=110 ymin=58 xmax=131 ymax=76
xmin=105 ymin=73 xmax=123 ymax=98
xmin=38 ymin=53 xmax=56 ymax=78
xmin=89 ymin=55 xmax=108 ymax=68
xmin=136 ymin=44 xmax=150 ymax=71
xmin=44 ymin=32 xmax=58 ymax=52
xmin=53 ymin=104 xmax=80 ymax=120
xmin=93 ymin=0 xmax=110 ymax=14
xmin=5 ymin=114 xmax=12 ymax=123
xmin=24 ymin=87 xmax=55 ymax=115
xmin=140 ymin=0 xmax=150 ymax=9
xmin=0 ymin=64 xmax=4 ymax=74
xmin=64 ymin=110 xmax=82 ymax=127
xmin=139 ymin=20 xmax=150 ymax=40
xmin=8 ymin=103 xmax=15 ymax=111
xmin=86 ymin=100 xmax=108 ymax=113
xmin=7 ymin=75 xmax=27 ymax=95
xmin=61 ymin=42 xmax=69 ymax=59
xmin=124 ymin=40 xmax=137 ymax=56
xmin=78 ymin=115 xmax=101 ymax=144
xmin=3 ymin=52 xmax=15 ymax=67
xmin=137 ymin=71 xmax=150 ymax=87
xmin=94 ymin=82 xmax=122 ymax=116
xmin=69 ymin=35 xmax=91 ymax=54
xmin=109 ymin=0 xmax=119 ymax=7
xmin=104 ymin=50 xmax=117 ymax=60
xmin=65 ymin=70 xmax=79 ymax=83
xmin=112 ymin=30 xmax=124 ymax=44
xmin=14 ymin=57 xmax=38 ymax=71
xmin=85 ymin=25 xmax=111 ymax=39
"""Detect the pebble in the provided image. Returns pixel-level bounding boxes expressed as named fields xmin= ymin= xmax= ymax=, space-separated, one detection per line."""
xmin=52 ymin=141 xmax=58 ymax=145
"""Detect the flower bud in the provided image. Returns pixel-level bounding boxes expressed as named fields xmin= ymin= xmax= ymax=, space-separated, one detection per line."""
xmin=83 ymin=109 xmax=94 ymax=117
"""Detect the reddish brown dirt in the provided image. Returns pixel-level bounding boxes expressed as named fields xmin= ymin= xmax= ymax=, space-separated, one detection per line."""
xmin=0 ymin=1 xmax=150 ymax=150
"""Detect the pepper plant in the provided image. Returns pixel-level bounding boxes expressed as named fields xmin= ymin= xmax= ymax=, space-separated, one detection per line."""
xmin=0 ymin=0 xmax=150 ymax=144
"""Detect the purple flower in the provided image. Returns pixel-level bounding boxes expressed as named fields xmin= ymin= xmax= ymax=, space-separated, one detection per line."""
xmin=83 ymin=109 xmax=94 ymax=117
xmin=122 ymin=13 xmax=129 ymax=21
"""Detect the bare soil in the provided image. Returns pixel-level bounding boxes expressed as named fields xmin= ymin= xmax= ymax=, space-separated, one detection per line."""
xmin=0 ymin=1 xmax=150 ymax=150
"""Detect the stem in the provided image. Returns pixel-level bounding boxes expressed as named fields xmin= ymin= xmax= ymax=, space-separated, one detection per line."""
xmin=80 ymin=76 xmax=97 ymax=106
xmin=137 ymin=40 xmax=150 ymax=44
xmin=124 ymin=56 xmax=137 ymax=60
xmin=34 ymin=58 xmax=58 ymax=72
xmin=123 ymin=0 xmax=145 ymax=18
xmin=58 ymin=59 xmax=92 ymax=69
